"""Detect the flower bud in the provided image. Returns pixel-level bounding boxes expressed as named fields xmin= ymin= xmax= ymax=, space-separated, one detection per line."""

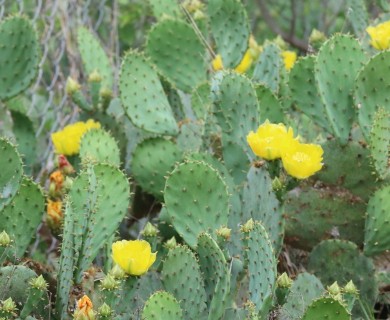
xmin=109 ymin=264 xmax=127 ymax=280
xmin=100 ymin=274 xmax=120 ymax=291
xmin=1 ymin=298 xmax=17 ymax=313
xmin=29 ymin=275 xmax=48 ymax=290
xmin=141 ymin=222 xmax=158 ymax=237
xmin=343 ymin=280 xmax=359 ymax=295
xmin=0 ymin=231 xmax=11 ymax=247
xmin=66 ymin=77 xmax=81 ymax=95
xmin=216 ymin=226 xmax=231 ymax=240
xmin=277 ymin=272 xmax=293 ymax=289
xmin=88 ymin=70 xmax=102 ymax=83
xmin=240 ymin=219 xmax=254 ymax=233
xmin=164 ymin=237 xmax=177 ymax=250
xmin=98 ymin=303 xmax=113 ymax=317
xmin=327 ymin=281 xmax=341 ymax=296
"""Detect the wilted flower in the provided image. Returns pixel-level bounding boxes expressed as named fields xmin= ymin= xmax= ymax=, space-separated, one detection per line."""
xmin=49 ymin=170 xmax=64 ymax=193
xmin=46 ymin=200 xmax=63 ymax=229
xmin=247 ymin=120 xmax=297 ymax=160
xmin=281 ymin=50 xmax=297 ymax=71
xmin=112 ymin=240 xmax=156 ymax=276
xmin=73 ymin=295 xmax=95 ymax=320
xmin=51 ymin=119 xmax=101 ymax=156
xmin=281 ymin=142 xmax=324 ymax=179
xmin=366 ymin=20 xmax=390 ymax=50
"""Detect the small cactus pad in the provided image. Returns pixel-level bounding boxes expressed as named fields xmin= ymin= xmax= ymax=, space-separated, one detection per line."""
xmin=317 ymin=139 xmax=377 ymax=200
xmin=162 ymin=244 xmax=207 ymax=320
xmin=0 ymin=16 xmax=40 ymax=101
xmin=191 ymin=82 xmax=211 ymax=120
xmin=370 ymin=108 xmax=390 ymax=179
xmin=131 ymin=137 xmax=183 ymax=200
xmin=253 ymin=43 xmax=281 ymax=93
xmin=119 ymin=51 xmax=178 ymax=135
xmin=288 ymin=55 xmax=329 ymax=131
xmin=149 ymin=0 xmax=182 ymax=20
xmin=315 ymin=34 xmax=366 ymax=144
xmin=197 ymin=233 xmax=230 ymax=319
xmin=164 ymin=160 xmax=230 ymax=248
xmin=364 ymin=185 xmax=390 ymax=256
xmin=346 ymin=0 xmax=368 ymax=37
xmin=355 ymin=51 xmax=390 ymax=139
xmin=255 ymin=84 xmax=284 ymax=123
xmin=301 ymin=297 xmax=351 ymax=320
xmin=242 ymin=166 xmax=283 ymax=254
xmin=0 ymin=177 xmax=44 ymax=258
xmin=142 ymin=291 xmax=183 ymax=320
xmin=207 ymin=0 xmax=250 ymax=68
xmin=79 ymin=128 xmax=120 ymax=167
xmin=77 ymin=27 xmax=113 ymax=89
xmin=244 ymin=221 xmax=277 ymax=314
xmin=284 ymin=186 xmax=366 ymax=250
xmin=0 ymin=138 xmax=23 ymax=211
xmin=308 ymin=239 xmax=377 ymax=314
xmin=279 ymin=273 xmax=324 ymax=320
xmin=69 ymin=163 xmax=130 ymax=281
xmin=146 ymin=18 xmax=207 ymax=93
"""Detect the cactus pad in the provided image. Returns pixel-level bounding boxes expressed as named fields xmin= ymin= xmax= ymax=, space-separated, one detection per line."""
xmin=132 ymin=137 xmax=183 ymax=199
xmin=315 ymin=34 xmax=366 ymax=143
xmin=0 ymin=16 xmax=40 ymax=101
xmin=79 ymin=128 xmax=120 ymax=167
xmin=149 ymin=0 xmax=182 ymax=20
xmin=0 ymin=138 xmax=23 ymax=211
xmin=301 ymin=297 xmax=351 ymax=320
xmin=146 ymin=18 xmax=207 ymax=92
xmin=355 ymin=51 xmax=390 ymax=139
xmin=162 ymin=244 xmax=207 ymax=320
xmin=253 ymin=43 xmax=281 ymax=93
xmin=119 ymin=51 xmax=178 ymax=135
xmin=364 ymin=185 xmax=390 ymax=256
xmin=164 ymin=160 xmax=229 ymax=248
xmin=207 ymin=0 xmax=250 ymax=68
xmin=255 ymin=84 xmax=284 ymax=123
xmin=77 ymin=27 xmax=113 ymax=89
xmin=142 ymin=291 xmax=183 ymax=320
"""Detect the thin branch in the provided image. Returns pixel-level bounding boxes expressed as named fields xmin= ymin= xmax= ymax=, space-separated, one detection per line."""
xmin=257 ymin=0 xmax=308 ymax=51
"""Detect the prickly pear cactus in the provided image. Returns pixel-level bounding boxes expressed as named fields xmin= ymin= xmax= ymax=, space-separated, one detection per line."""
xmin=253 ymin=43 xmax=281 ymax=93
xmin=301 ymin=297 xmax=351 ymax=320
xmin=0 ymin=15 xmax=40 ymax=101
xmin=255 ymin=85 xmax=284 ymax=123
xmin=142 ymin=291 xmax=183 ymax=320
xmin=149 ymin=0 xmax=182 ymax=20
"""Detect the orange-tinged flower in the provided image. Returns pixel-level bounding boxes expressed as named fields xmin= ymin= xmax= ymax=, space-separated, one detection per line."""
xmin=281 ymin=143 xmax=324 ymax=179
xmin=47 ymin=200 xmax=63 ymax=224
xmin=73 ymin=295 xmax=95 ymax=320
xmin=51 ymin=119 xmax=101 ymax=156
xmin=112 ymin=240 xmax=156 ymax=276
xmin=281 ymin=50 xmax=297 ymax=71
xmin=247 ymin=120 xmax=297 ymax=160
xmin=366 ymin=20 xmax=390 ymax=50
xmin=49 ymin=170 xmax=64 ymax=192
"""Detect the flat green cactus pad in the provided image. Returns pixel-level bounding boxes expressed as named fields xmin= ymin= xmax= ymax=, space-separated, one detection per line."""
xmin=301 ymin=297 xmax=351 ymax=320
xmin=142 ymin=291 xmax=183 ymax=320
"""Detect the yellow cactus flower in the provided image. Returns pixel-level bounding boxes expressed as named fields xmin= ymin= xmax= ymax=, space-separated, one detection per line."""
xmin=46 ymin=199 xmax=63 ymax=225
xmin=281 ymin=50 xmax=297 ymax=71
xmin=366 ymin=20 xmax=390 ymax=50
xmin=212 ymin=54 xmax=224 ymax=71
xmin=51 ymin=119 xmax=101 ymax=156
xmin=281 ymin=143 xmax=324 ymax=179
xmin=73 ymin=295 xmax=95 ymax=320
xmin=112 ymin=239 xmax=157 ymax=276
xmin=247 ymin=120 xmax=297 ymax=160
xmin=235 ymin=50 xmax=253 ymax=74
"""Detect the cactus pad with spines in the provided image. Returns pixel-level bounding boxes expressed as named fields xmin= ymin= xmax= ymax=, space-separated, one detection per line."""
xmin=370 ymin=107 xmax=390 ymax=179
xmin=69 ymin=163 xmax=130 ymax=281
xmin=164 ymin=160 xmax=229 ymax=248
xmin=244 ymin=221 xmax=277 ymax=315
xmin=77 ymin=27 xmax=113 ymax=89
xmin=252 ymin=43 xmax=281 ymax=93
xmin=162 ymin=244 xmax=207 ymax=320
xmin=176 ymin=121 xmax=203 ymax=153
xmin=0 ymin=177 xmax=44 ymax=259
xmin=284 ymin=186 xmax=366 ymax=250
xmin=355 ymin=51 xmax=390 ymax=139
xmin=364 ymin=185 xmax=390 ymax=256
xmin=315 ymin=34 xmax=366 ymax=144
xmin=255 ymin=85 xmax=284 ymax=123
xmin=192 ymin=82 xmax=211 ymax=120
xmin=242 ymin=166 xmax=283 ymax=254
xmin=289 ymin=55 xmax=329 ymax=131
xmin=308 ymin=239 xmax=377 ymax=315
xmin=132 ymin=137 xmax=183 ymax=200
xmin=146 ymin=19 xmax=207 ymax=93
xmin=0 ymin=138 xmax=23 ymax=211
xmin=142 ymin=291 xmax=183 ymax=320
xmin=301 ymin=297 xmax=351 ymax=320
xmin=149 ymin=0 xmax=182 ymax=20
xmin=208 ymin=0 xmax=250 ymax=68
xmin=119 ymin=51 xmax=178 ymax=135
xmin=0 ymin=16 xmax=40 ymax=101
xmin=197 ymin=233 xmax=230 ymax=320
xmin=79 ymin=128 xmax=121 ymax=167
xmin=346 ymin=0 xmax=368 ymax=37
xmin=279 ymin=273 xmax=324 ymax=320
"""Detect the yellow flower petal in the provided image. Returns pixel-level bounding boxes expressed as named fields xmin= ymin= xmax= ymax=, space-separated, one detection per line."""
xmin=247 ymin=120 xmax=298 ymax=160
xmin=235 ymin=50 xmax=253 ymax=74
xmin=51 ymin=119 xmax=101 ymax=156
xmin=281 ymin=50 xmax=297 ymax=71
xmin=281 ymin=143 xmax=324 ymax=179
xmin=112 ymin=240 xmax=156 ymax=276
xmin=212 ymin=54 xmax=224 ymax=71
xmin=366 ymin=20 xmax=390 ymax=50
